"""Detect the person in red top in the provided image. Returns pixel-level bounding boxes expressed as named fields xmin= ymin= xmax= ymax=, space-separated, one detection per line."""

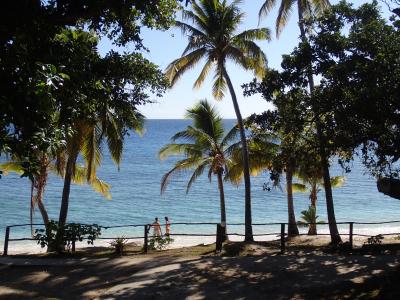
xmin=165 ymin=216 xmax=171 ymax=237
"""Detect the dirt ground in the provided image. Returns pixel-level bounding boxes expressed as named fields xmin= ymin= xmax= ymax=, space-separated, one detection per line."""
xmin=1 ymin=240 xmax=400 ymax=299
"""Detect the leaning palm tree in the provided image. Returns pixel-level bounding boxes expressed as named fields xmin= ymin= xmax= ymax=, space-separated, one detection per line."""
xmin=166 ymin=0 xmax=270 ymax=241
xmin=159 ymin=100 xmax=239 ymax=241
xmin=259 ymin=0 xmax=342 ymax=244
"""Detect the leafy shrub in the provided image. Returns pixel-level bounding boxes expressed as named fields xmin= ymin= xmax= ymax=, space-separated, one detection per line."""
xmin=34 ymin=220 xmax=101 ymax=253
xmin=148 ymin=236 xmax=174 ymax=250
xmin=365 ymin=234 xmax=384 ymax=245
xmin=110 ymin=236 xmax=128 ymax=255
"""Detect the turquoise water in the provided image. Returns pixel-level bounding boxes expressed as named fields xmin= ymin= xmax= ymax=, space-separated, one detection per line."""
xmin=1 ymin=119 xmax=400 ymax=251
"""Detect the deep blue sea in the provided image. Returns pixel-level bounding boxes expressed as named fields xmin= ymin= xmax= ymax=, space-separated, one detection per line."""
xmin=1 ymin=119 xmax=400 ymax=252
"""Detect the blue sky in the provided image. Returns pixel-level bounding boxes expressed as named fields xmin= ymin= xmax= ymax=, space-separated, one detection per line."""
xmin=100 ymin=0 xmax=390 ymax=119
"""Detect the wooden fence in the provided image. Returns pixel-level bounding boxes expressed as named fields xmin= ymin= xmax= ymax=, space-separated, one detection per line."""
xmin=3 ymin=220 xmax=400 ymax=256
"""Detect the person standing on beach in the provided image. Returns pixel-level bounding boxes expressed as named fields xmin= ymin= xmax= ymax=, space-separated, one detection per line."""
xmin=165 ymin=216 xmax=171 ymax=237
xmin=152 ymin=217 xmax=162 ymax=236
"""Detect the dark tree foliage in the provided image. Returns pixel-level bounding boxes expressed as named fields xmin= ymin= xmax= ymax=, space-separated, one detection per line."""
xmin=0 ymin=0 xmax=181 ymax=47
xmin=246 ymin=1 xmax=400 ymax=179
xmin=0 ymin=0 xmax=178 ymax=172
xmin=307 ymin=1 xmax=400 ymax=178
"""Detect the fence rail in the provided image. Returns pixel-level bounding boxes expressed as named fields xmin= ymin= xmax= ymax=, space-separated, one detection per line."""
xmin=3 ymin=220 xmax=400 ymax=256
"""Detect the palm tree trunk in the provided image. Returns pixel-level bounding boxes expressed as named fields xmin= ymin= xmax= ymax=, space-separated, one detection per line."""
xmin=56 ymin=152 xmax=78 ymax=253
xmin=298 ymin=7 xmax=341 ymax=245
xmin=321 ymin=157 xmax=341 ymax=244
xmin=223 ymin=67 xmax=253 ymax=242
xmin=59 ymin=153 xmax=77 ymax=227
xmin=308 ymin=183 xmax=317 ymax=235
xmin=286 ymin=164 xmax=299 ymax=237
xmin=217 ymin=170 xmax=228 ymax=242
xmin=37 ymin=153 xmax=50 ymax=226
xmin=38 ymin=200 xmax=50 ymax=226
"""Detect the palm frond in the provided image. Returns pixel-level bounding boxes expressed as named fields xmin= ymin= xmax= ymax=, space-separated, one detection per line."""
xmin=311 ymin=0 xmax=331 ymax=16
xmin=81 ymin=123 xmax=103 ymax=182
xmin=160 ymin=157 xmax=203 ymax=193
xmin=186 ymin=159 xmax=211 ymax=193
xmin=71 ymin=164 xmax=111 ymax=199
xmin=90 ymin=178 xmax=112 ymax=200
xmin=182 ymin=5 xmax=210 ymax=34
xmin=276 ymin=0 xmax=295 ymax=37
xmin=193 ymin=59 xmax=214 ymax=89
xmin=212 ymin=69 xmax=227 ymax=100
xmin=165 ymin=48 xmax=207 ymax=86
xmin=0 ymin=161 xmax=24 ymax=175
xmin=159 ymin=143 xmax=202 ymax=160
xmin=105 ymin=116 xmax=124 ymax=166
xmin=221 ymin=124 xmax=239 ymax=147
xmin=259 ymin=0 xmax=278 ymax=22
xmin=330 ymin=176 xmax=346 ymax=188
xmin=171 ymin=126 xmax=215 ymax=150
xmin=292 ymin=183 xmax=308 ymax=193
xmin=233 ymin=28 xmax=271 ymax=42
xmin=176 ymin=21 xmax=207 ymax=43
xmin=185 ymin=100 xmax=224 ymax=141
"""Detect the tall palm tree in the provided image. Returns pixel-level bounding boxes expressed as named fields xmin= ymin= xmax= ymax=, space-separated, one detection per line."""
xmin=258 ymin=0 xmax=342 ymax=244
xmin=166 ymin=0 xmax=270 ymax=241
xmin=159 ymin=100 xmax=239 ymax=241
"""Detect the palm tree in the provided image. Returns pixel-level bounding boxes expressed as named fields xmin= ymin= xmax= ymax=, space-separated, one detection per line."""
xmin=159 ymin=100 xmax=239 ymax=241
xmin=58 ymin=109 xmax=144 ymax=228
xmin=293 ymin=172 xmax=345 ymax=235
xmin=166 ymin=0 xmax=270 ymax=241
xmin=298 ymin=205 xmax=323 ymax=234
xmin=258 ymin=0 xmax=342 ymax=244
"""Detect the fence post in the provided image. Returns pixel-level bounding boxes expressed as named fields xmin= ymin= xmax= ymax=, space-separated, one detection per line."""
xmin=280 ymin=223 xmax=285 ymax=254
xmin=349 ymin=222 xmax=354 ymax=250
xmin=144 ymin=224 xmax=148 ymax=254
xmin=216 ymin=224 xmax=223 ymax=252
xmin=3 ymin=226 xmax=10 ymax=256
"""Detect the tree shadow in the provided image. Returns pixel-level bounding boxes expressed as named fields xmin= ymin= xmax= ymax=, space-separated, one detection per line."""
xmin=0 ymin=249 xmax=399 ymax=299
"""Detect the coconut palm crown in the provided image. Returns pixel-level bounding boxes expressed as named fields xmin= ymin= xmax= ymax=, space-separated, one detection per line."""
xmin=166 ymin=0 xmax=270 ymax=241
xmin=167 ymin=0 xmax=269 ymax=99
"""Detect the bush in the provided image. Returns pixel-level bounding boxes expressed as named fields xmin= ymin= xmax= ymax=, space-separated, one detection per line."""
xmin=148 ymin=236 xmax=174 ymax=250
xmin=110 ymin=236 xmax=128 ymax=255
xmin=34 ymin=220 xmax=101 ymax=253
xmin=365 ymin=234 xmax=384 ymax=245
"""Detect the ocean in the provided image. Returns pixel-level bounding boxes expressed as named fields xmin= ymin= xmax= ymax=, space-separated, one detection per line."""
xmin=1 ymin=119 xmax=400 ymax=253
